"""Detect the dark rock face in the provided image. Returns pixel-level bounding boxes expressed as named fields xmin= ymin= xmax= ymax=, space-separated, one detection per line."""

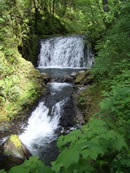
xmin=60 ymin=97 xmax=75 ymax=128
xmin=38 ymin=140 xmax=59 ymax=166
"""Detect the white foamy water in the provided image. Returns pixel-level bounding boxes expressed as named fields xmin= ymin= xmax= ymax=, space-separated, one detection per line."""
xmin=38 ymin=35 xmax=93 ymax=68
xmin=19 ymin=83 xmax=71 ymax=156
xmin=48 ymin=82 xmax=72 ymax=92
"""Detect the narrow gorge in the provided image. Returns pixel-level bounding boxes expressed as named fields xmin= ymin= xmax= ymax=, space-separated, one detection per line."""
xmin=0 ymin=35 xmax=94 ymax=168
xmin=20 ymin=35 xmax=93 ymax=164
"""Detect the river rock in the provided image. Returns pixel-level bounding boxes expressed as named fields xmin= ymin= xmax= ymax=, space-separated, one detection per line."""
xmin=40 ymin=73 xmax=50 ymax=83
xmin=63 ymin=75 xmax=74 ymax=82
xmin=3 ymin=135 xmax=30 ymax=160
xmin=70 ymin=72 xmax=77 ymax=78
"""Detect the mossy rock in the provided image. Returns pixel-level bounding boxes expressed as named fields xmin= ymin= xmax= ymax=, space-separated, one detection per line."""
xmin=3 ymin=135 xmax=30 ymax=160
xmin=74 ymin=70 xmax=94 ymax=85
xmin=74 ymin=71 xmax=86 ymax=84
xmin=77 ymin=84 xmax=103 ymax=122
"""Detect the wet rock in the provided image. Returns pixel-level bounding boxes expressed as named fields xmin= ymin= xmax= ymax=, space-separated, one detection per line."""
xmin=70 ymin=72 xmax=77 ymax=78
xmin=3 ymin=135 xmax=30 ymax=160
xmin=59 ymin=97 xmax=75 ymax=128
xmin=40 ymin=73 xmax=50 ymax=83
xmin=63 ymin=75 xmax=74 ymax=83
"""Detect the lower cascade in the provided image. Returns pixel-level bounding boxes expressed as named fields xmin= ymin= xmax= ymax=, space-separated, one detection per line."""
xmin=20 ymin=82 xmax=75 ymax=163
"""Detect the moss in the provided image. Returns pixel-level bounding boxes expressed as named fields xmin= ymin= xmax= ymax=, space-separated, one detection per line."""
xmin=74 ymin=70 xmax=94 ymax=85
xmin=77 ymin=83 xmax=104 ymax=122
xmin=10 ymin=135 xmax=21 ymax=148
xmin=74 ymin=72 xmax=86 ymax=84
xmin=0 ymin=49 xmax=45 ymax=122
xmin=0 ymin=112 xmax=9 ymax=122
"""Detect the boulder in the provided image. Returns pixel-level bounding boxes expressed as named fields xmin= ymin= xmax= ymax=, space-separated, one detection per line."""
xmin=3 ymin=135 xmax=30 ymax=160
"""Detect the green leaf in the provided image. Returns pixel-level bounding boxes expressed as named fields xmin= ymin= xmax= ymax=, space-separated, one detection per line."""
xmin=8 ymin=166 xmax=27 ymax=173
xmin=52 ymin=149 xmax=80 ymax=171
xmin=0 ymin=18 xmax=4 ymax=23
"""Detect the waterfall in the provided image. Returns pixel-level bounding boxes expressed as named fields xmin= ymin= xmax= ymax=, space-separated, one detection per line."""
xmin=19 ymin=35 xmax=93 ymax=164
xmin=20 ymin=100 xmax=64 ymax=156
xmin=0 ymin=35 xmax=94 ymax=168
xmin=20 ymin=82 xmax=74 ymax=163
xmin=38 ymin=35 xmax=93 ymax=68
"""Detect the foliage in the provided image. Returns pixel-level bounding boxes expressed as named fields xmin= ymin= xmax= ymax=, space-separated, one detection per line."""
xmin=0 ymin=156 xmax=53 ymax=173
xmin=97 ymin=70 xmax=130 ymax=143
xmin=52 ymin=119 xmax=128 ymax=173
xmin=0 ymin=50 xmax=45 ymax=122
xmin=50 ymin=68 xmax=130 ymax=172
xmin=92 ymin=1 xmax=130 ymax=79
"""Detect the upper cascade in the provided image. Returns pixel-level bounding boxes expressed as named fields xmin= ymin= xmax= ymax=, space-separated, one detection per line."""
xmin=38 ymin=35 xmax=93 ymax=68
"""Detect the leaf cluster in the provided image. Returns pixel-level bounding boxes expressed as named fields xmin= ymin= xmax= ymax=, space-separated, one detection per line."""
xmin=0 ymin=156 xmax=53 ymax=173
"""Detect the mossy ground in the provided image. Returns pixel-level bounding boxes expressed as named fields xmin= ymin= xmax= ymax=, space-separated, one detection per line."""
xmin=77 ymin=83 xmax=104 ymax=122
xmin=0 ymin=50 xmax=45 ymax=122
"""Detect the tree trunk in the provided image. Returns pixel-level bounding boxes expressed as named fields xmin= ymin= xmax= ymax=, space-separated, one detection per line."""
xmin=52 ymin=0 xmax=56 ymax=14
xmin=32 ymin=0 xmax=39 ymax=34
xmin=103 ymin=0 xmax=109 ymax=12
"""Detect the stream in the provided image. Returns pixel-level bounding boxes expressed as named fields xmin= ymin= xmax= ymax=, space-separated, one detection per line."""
xmin=1 ymin=35 xmax=94 ymax=165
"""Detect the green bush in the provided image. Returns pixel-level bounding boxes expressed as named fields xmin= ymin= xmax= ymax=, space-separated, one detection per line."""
xmin=52 ymin=119 xmax=128 ymax=173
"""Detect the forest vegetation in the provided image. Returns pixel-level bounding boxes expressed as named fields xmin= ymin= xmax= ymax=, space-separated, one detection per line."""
xmin=0 ymin=0 xmax=130 ymax=172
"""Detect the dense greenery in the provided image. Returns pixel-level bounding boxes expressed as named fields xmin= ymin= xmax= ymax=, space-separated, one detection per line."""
xmin=52 ymin=71 xmax=130 ymax=173
xmin=93 ymin=1 xmax=130 ymax=79
xmin=0 ymin=0 xmax=130 ymax=172
xmin=0 ymin=0 xmax=46 ymax=121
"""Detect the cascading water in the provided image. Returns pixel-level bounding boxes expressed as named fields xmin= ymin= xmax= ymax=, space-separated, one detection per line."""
xmin=17 ymin=35 xmax=93 ymax=164
xmin=20 ymin=82 xmax=75 ymax=163
xmin=38 ymin=35 xmax=94 ymax=69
